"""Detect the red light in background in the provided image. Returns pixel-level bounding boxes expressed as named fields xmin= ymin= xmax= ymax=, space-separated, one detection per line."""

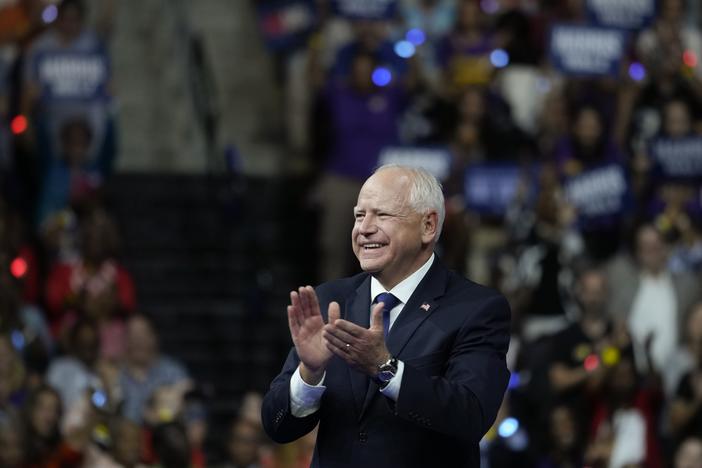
xmin=10 ymin=257 xmax=28 ymax=279
xmin=10 ymin=115 xmax=28 ymax=135
xmin=684 ymin=50 xmax=698 ymax=68
xmin=584 ymin=354 xmax=600 ymax=372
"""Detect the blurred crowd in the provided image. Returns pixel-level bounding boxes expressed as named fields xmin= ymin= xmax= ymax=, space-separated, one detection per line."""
xmin=3 ymin=0 xmax=702 ymax=467
xmin=0 ymin=0 xmax=308 ymax=466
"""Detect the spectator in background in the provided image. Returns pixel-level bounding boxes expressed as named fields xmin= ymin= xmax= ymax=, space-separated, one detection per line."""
xmin=45 ymin=207 xmax=135 ymax=357
xmin=585 ymin=353 xmax=664 ymax=468
xmin=664 ymin=303 xmax=702 ymax=399
xmin=607 ymin=224 xmax=700 ymax=373
xmin=20 ymin=0 xmax=115 ymax=189
xmin=631 ymin=98 xmax=698 ymax=211
xmin=329 ymin=19 xmax=410 ymax=82
xmin=554 ymin=105 xmax=627 ymax=260
xmin=451 ymin=85 xmax=532 ymax=161
xmin=399 ymin=0 xmax=456 ymax=88
xmin=669 ymin=303 xmax=702 ymax=448
xmin=437 ymin=0 xmax=495 ymax=93
xmin=535 ymin=86 xmax=570 ymax=160
xmin=0 ymin=413 xmax=24 ymax=468
xmin=555 ymin=105 xmax=623 ymax=178
xmin=536 ymin=405 xmax=583 ymax=468
xmin=536 ymin=405 xmax=584 ymax=468
xmin=0 ymin=334 xmax=28 ymax=415
xmin=45 ymin=319 xmax=105 ymax=423
xmin=0 ymin=270 xmax=52 ymax=383
xmin=547 ymin=267 xmax=614 ymax=411
xmin=22 ymin=384 xmax=85 ymax=467
xmin=400 ymin=0 xmax=456 ymax=43
xmin=222 ymin=416 xmax=264 ymax=468
xmin=637 ymin=0 xmax=702 ymax=81
xmin=505 ymin=165 xmax=582 ymax=339
xmin=37 ymin=117 xmax=103 ymax=228
xmin=118 ymin=314 xmax=190 ymax=423
xmin=110 ymin=417 xmax=146 ymax=468
xmin=629 ymin=14 xmax=702 ymax=155
xmin=151 ymin=421 xmax=191 ymax=468
xmin=493 ymin=0 xmax=540 ymax=66
xmin=675 ymin=437 xmax=702 ymax=468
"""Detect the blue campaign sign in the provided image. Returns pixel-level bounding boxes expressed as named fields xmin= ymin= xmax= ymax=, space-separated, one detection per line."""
xmin=257 ymin=0 xmax=317 ymax=52
xmin=549 ymin=24 xmax=627 ymax=76
xmin=35 ymin=50 xmax=109 ymax=102
xmin=333 ymin=0 xmax=397 ymax=20
xmin=463 ymin=164 xmax=528 ymax=216
xmin=650 ymin=136 xmax=702 ymax=180
xmin=564 ymin=164 xmax=628 ymax=218
xmin=378 ymin=146 xmax=452 ymax=181
xmin=586 ymin=0 xmax=656 ymax=30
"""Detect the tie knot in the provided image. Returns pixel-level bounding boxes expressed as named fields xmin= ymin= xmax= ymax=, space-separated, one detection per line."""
xmin=374 ymin=292 xmax=400 ymax=311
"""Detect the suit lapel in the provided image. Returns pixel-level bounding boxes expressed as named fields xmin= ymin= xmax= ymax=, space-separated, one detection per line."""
xmin=343 ymin=276 xmax=372 ymax=418
xmin=358 ymin=259 xmax=449 ymax=420
xmin=386 ymin=259 xmax=448 ymax=358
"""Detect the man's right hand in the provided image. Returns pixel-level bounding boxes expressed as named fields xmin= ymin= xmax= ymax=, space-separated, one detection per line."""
xmin=287 ymin=286 xmax=340 ymax=385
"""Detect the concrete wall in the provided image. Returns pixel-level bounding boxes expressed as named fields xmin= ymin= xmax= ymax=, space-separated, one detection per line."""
xmin=110 ymin=0 xmax=284 ymax=174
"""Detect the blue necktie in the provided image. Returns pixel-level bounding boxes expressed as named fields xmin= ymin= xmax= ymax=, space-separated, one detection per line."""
xmin=374 ymin=292 xmax=400 ymax=339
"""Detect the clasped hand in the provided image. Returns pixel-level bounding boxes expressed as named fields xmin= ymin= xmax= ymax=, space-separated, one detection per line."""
xmin=287 ymin=286 xmax=389 ymax=383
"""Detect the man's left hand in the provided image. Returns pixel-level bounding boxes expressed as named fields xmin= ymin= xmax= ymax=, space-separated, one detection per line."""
xmin=323 ymin=302 xmax=389 ymax=376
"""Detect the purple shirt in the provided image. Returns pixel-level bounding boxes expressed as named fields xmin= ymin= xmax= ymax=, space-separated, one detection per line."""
xmin=324 ymin=82 xmax=406 ymax=181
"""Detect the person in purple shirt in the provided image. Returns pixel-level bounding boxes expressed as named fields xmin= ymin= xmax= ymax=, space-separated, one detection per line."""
xmin=553 ymin=106 xmax=624 ymax=177
xmin=315 ymin=49 xmax=410 ymax=281
xmin=436 ymin=0 xmax=496 ymax=92
xmin=552 ymin=106 xmax=628 ymax=260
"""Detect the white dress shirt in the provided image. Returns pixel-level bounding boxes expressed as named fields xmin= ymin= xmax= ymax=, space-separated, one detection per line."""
xmin=290 ymin=254 xmax=435 ymax=417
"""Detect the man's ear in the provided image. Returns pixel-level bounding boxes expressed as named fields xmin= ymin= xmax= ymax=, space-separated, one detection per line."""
xmin=421 ymin=211 xmax=439 ymax=243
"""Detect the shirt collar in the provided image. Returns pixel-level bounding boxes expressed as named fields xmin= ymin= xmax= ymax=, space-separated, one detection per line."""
xmin=370 ymin=253 xmax=435 ymax=305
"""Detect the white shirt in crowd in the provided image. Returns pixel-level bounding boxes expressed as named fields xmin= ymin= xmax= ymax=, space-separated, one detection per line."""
xmin=628 ymin=272 xmax=678 ymax=372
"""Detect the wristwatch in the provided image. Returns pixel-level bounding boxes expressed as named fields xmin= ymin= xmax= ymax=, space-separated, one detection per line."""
xmin=376 ymin=355 xmax=398 ymax=389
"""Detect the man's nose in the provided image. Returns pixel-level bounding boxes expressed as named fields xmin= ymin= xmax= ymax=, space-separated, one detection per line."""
xmin=358 ymin=214 xmax=377 ymax=233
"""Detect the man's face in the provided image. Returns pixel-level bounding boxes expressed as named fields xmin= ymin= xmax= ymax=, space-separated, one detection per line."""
xmin=74 ymin=324 xmax=99 ymax=366
xmin=636 ymin=227 xmax=668 ymax=274
xmin=352 ymin=169 xmax=435 ymax=289
xmin=126 ymin=317 xmax=158 ymax=367
xmin=577 ymin=271 xmax=607 ymax=316
xmin=227 ymin=420 xmax=261 ymax=466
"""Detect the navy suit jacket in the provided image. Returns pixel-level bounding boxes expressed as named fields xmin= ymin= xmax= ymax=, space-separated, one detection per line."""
xmin=261 ymin=258 xmax=511 ymax=467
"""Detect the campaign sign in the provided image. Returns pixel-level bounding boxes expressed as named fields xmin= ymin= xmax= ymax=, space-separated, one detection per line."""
xmin=35 ymin=50 xmax=109 ymax=101
xmin=257 ymin=0 xmax=316 ymax=52
xmin=333 ymin=0 xmax=397 ymax=20
xmin=378 ymin=146 xmax=451 ymax=181
xmin=586 ymin=0 xmax=656 ymax=30
xmin=650 ymin=136 xmax=702 ymax=180
xmin=549 ymin=24 xmax=627 ymax=76
xmin=564 ymin=164 xmax=628 ymax=218
xmin=463 ymin=164 xmax=527 ymax=216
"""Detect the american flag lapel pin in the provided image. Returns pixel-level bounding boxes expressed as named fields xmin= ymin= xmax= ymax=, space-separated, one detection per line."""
xmin=420 ymin=303 xmax=430 ymax=312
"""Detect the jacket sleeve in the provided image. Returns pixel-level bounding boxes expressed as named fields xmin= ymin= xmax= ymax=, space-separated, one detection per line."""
xmin=393 ymin=293 xmax=511 ymax=444
xmin=261 ymin=347 xmax=322 ymax=443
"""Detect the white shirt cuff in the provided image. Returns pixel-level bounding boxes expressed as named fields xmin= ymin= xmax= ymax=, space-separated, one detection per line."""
xmin=289 ymin=365 xmax=326 ymax=417
xmin=379 ymin=360 xmax=404 ymax=401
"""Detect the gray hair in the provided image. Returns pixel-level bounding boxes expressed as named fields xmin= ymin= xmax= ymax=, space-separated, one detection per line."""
xmin=374 ymin=164 xmax=446 ymax=239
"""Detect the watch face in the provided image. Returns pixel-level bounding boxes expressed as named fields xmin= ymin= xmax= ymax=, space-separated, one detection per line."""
xmin=378 ymin=370 xmax=395 ymax=383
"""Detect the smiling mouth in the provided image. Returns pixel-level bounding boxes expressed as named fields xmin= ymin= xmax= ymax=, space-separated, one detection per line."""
xmin=362 ymin=243 xmax=386 ymax=250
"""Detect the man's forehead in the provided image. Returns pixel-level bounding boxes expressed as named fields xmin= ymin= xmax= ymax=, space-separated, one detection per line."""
xmin=355 ymin=186 xmax=409 ymax=212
